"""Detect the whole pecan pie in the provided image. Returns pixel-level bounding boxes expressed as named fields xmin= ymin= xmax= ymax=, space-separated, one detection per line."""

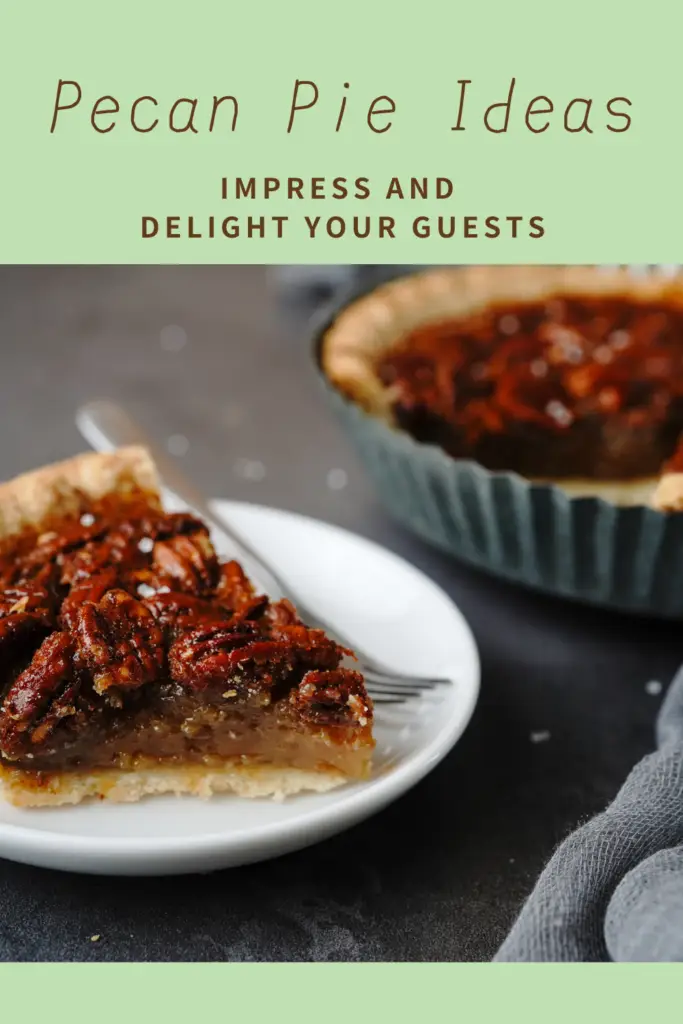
xmin=321 ymin=266 xmax=683 ymax=504
xmin=0 ymin=448 xmax=373 ymax=806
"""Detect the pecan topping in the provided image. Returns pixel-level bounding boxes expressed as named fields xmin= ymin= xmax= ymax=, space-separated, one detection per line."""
xmin=0 ymin=632 xmax=80 ymax=757
xmin=59 ymin=568 xmax=119 ymax=632
xmin=60 ymin=533 xmax=143 ymax=586
xmin=0 ymin=612 xmax=53 ymax=674
xmin=290 ymin=669 xmax=372 ymax=727
xmin=20 ymin=520 xmax=106 ymax=571
xmin=168 ymin=620 xmax=263 ymax=693
xmin=152 ymin=529 xmax=218 ymax=594
xmin=377 ymin=294 xmax=683 ymax=479
xmin=168 ymin=621 xmax=344 ymax=695
xmin=0 ymin=581 xmax=56 ymax=682
xmin=0 ymin=489 xmax=372 ymax=767
xmin=144 ymin=590 xmax=234 ymax=632
xmin=267 ymin=624 xmax=348 ymax=667
xmin=75 ymin=589 xmax=165 ymax=696
xmin=0 ymin=582 xmax=54 ymax=625
xmin=151 ymin=512 xmax=208 ymax=539
xmin=216 ymin=560 xmax=257 ymax=608
xmin=266 ymin=598 xmax=300 ymax=628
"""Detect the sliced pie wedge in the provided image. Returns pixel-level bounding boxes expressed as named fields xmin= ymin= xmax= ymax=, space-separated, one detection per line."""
xmin=0 ymin=448 xmax=373 ymax=807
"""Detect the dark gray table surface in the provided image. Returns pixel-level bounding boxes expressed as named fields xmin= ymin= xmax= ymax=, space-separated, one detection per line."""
xmin=0 ymin=265 xmax=681 ymax=962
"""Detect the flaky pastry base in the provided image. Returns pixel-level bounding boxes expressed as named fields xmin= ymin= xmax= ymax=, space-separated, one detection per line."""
xmin=0 ymin=762 xmax=346 ymax=808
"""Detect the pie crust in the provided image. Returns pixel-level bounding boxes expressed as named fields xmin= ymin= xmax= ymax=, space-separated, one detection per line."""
xmin=0 ymin=448 xmax=160 ymax=539
xmin=0 ymin=448 xmax=374 ymax=806
xmin=321 ymin=266 xmax=683 ymax=504
xmin=651 ymin=473 xmax=683 ymax=513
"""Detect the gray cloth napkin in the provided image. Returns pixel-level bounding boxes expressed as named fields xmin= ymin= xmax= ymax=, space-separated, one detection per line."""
xmin=495 ymin=665 xmax=683 ymax=961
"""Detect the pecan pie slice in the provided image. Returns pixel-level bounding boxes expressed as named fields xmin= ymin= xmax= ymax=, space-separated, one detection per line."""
xmin=322 ymin=266 xmax=683 ymax=504
xmin=0 ymin=448 xmax=373 ymax=806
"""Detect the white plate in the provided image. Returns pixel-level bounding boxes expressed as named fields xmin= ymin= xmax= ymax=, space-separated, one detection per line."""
xmin=0 ymin=501 xmax=480 ymax=876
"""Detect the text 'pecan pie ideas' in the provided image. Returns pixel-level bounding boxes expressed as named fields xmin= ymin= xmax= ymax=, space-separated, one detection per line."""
xmin=0 ymin=448 xmax=373 ymax=807
xmin=321 ymin=266 xmax=683 ymax=505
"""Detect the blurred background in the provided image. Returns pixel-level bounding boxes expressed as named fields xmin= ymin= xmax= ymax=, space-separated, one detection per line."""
xmin=0 ymin=265 xmax=411 ymax=521
xmin=1 ymin=263 xmax=683 ymax=962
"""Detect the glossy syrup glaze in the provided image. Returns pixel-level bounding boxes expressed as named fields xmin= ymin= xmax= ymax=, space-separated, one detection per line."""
xmin=377 ymin=294 xmax=683 ymax=479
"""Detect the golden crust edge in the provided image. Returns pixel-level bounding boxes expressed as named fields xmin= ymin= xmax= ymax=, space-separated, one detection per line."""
xmin=0 ymin=761 xmax=355 ymax=807
xmin=320 ymin=265 xmax=683 ymax=420
xmin=0 ymin=447 xmax=160 ymax=541
xmin=651 ymin=473 xmax=683 ymax=513
xmin=532 ymin=475 xmax=658 ymax=507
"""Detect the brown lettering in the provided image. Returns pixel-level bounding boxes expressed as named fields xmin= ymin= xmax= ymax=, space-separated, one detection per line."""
xmin=50 ymin=79 xmax=82 ymax=132
xmin=287 ymin=80 xmax=319 ymax=132
xmin=367 ymin=96 xmax=395 ymax=133
xmin=525 ymin=96 xmax=553 ymax=133
xmin=450 ymin=80 xmax=471 ymax=131
xmin=564 ymin=98 xmax=593 ymax=133
xmin=209 ymin=95 xmax=238 ymax=132
xmin=131 ymin=96 xmax=159 ymax=133
xmin=169 ymin=98 xmax=199 ymax=134
xmin=141 ymin=217 xmax=158 ymax=238
xmin=484 ymin=78 xmax=516 ymax=133
xmin=91 ymin=95 xmax=119 ymax=133
xmin=606 ymin=97 xmax=632 ymax=132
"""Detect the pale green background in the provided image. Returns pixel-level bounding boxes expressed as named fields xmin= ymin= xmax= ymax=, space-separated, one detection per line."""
xmin=0 ymin=962 xmax=678 ymax=1016
xmin=0 ymin=0 xmax=679 ymax=262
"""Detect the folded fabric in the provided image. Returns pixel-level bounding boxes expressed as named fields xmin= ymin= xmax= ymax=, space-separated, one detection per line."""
xmin=495 ymin=665 xmax=683 ymax=962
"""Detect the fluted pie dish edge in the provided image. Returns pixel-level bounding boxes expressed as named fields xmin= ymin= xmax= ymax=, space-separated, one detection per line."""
xmin=314 ymin=266 xmax=683 ymax=617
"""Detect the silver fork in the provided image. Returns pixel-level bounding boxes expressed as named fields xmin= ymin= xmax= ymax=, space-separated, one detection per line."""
xmin=76 ymin=400 xmax=451 ymax=704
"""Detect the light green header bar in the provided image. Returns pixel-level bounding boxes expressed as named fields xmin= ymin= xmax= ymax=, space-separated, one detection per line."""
xmin=0 ymin=962 xmax=678 ymax=1020
xmin=0 ymin=0 xmax=679 ymax=263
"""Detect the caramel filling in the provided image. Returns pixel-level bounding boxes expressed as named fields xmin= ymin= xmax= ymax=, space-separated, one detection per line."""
xmin=2 ymin=701 xmax=372 ymax=780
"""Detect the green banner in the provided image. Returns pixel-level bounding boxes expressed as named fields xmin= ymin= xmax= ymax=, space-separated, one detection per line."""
xmin=0 ymin=962 xmax=677 ymax=1021
xmin=0 ymin=0 xmax=678 ymax=262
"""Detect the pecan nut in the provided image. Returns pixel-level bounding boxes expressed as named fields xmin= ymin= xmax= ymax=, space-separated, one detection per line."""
xmin=153 ymin=529 xmax=218 ymax=594
xmin=0 ymin=631 xmax=79 ymax=757
xmin=60 ymin=533 xmax=143 ymax=587
xmin=168 ymin=621 xmax=346 ymax=700
xmin=75 ymin=588 xmax=165 ymax=696
xmin=0 ymin=582 xmax=54 ymax=625
xmin=290 ymin=669 xmax=372 ymax=727
xmin=143 ymin=589 xmax=235 ymax=631
xmin=266 ymin=598 xmax=300 ymax=628
xmin=59 ymin=568 xmax=119 ymax=632
xmin=215 ymin=560 xmax=259 ymax=610
xmin=20 ymin=519 xmax=106 ymax=572
xmin=168 ymin=620 xmax=262 ymax=692
xmin=0 ymin=612 xmax=53 ymax=679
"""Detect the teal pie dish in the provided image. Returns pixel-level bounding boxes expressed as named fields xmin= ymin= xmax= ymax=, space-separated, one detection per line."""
xmin=314 ymin=265 xmax=683 ymax=618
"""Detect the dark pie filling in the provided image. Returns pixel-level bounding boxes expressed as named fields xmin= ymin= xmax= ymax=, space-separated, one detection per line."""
xmin=376 ymin=294 xmax=683 ymax=480
xmin=0 ymin=493 xmax=372 ymax=780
